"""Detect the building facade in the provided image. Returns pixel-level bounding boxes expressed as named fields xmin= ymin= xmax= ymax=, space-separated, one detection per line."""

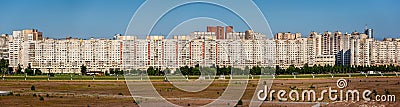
xmin=2 ymin=27 xmax=400 ymax=73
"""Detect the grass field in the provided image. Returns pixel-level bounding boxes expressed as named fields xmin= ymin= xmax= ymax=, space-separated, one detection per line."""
xmin=0 ymin=75 xmax=399 ymax=107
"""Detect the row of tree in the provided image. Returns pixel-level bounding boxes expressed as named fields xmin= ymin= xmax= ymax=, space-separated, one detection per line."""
xmin=276 ymin=64 xmax=400 ymax=75
xmin=24 ymin=64 xmax=42 ymax=75
xmin=142 ymin=64 xmax=400 ymax=76
xmin=3 ymin=57 xmax=400 ymax=76
xmin=1 ymin=58 xmax=43 ymax=75
xmin=8 ymin=63 xmax=43 ymax=75
xmin=142 ymin=65 xmax=269 ymax=76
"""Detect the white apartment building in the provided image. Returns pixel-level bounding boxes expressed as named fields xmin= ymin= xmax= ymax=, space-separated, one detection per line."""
xmin=33 ymin=38 xmax=122 ymax=73
xmin=120 ymin=31 xmax=275 ymax=71
xmin=350 ymin=37 xmax=373 ymax=67
xmin=4 ymin=28 xmax=400 ymax=73
xmin=370 ymin=38 xmax=400 ymax=66
xmin=275 ymin=38 xmax=316 ymax=68
xmin=0 ymin=34 xmax=9 ymax=60
xmin=8 ymin=29 xmax=43 ymax=71
xmin=315 ymin=55 xmax=335 ymax=66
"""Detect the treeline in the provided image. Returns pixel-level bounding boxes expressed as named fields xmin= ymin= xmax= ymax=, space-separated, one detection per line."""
xmin=145 ymin=65 xmax=205 ymax=76
xmin=3 ymin=57 xmax=400 ymax=76
xmin=143 ymin=64 xmax=400 ymax=76
xmin=142 ymin=65 xmax=270 ymax=76
xmin=276 ymin=64 xmax=400 ymax=75
xmin=1 ymin=58 xmax=43 ymax=76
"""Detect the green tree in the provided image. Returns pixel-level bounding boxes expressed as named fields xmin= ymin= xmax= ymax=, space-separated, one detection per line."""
xmin=155 ymin=67 xmax=163 ymax=76
xmin=16 ymin=64 xmax=22 ymax=74
xmin=147 ymin=66 xmax=156 ymax=76
xmin=250 ymin=66 xmax=261 ymax=75
xmin=312 ymin=64 xmax=320 ymax=74
xmin=294 ymin=67 xmax=301 ymax=74
xmin=116 ymin=69 xmax=124 ymax=75
xmin=179 ymin=66 xmax=190 ymax=75
xmin=276 ymin=65 xmax=283 ymax=74
xmin=192 ymin=67 xmax=200 ymax=75
xmin=25 ymin=63 xmax=34 ymax=75
xmin=80 ymin=64 xmax=87 ymax=75
xmin=217 ymin=66 xmax=230 ymax=75
xmin=109 ymin=69 xmax=115 ymax=74
xmin=35 ymin=68 xmax=42 ymax=75
xmin=286 ymin=65 xmax=296 ymax=74
xmin=0 ymin=58 xmax=8 ymax=74
xmin=302 ymin=64 xmax=310 ymax=74
xmin=25 ymin=68 xmax=33 ymax=75
xmin=388 ymin=64 xmax=395 ymax=72
xmin=164 ymin=68 xmax=171 ymax=74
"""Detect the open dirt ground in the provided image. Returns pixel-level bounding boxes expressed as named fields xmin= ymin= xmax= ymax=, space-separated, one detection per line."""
xmin=0 ymin=77 xmax=399 ymax=107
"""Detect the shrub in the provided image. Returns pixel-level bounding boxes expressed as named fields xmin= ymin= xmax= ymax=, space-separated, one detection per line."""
xmin=385 ymin=89 xmax=390 ymax=95
xmin=372 ymin=90 xmax=378 ymax=96
xmin=237 ymin=99 xmax=243 ymax=105
xmin=46 ymin=94 xmax=49 ymax=97
xmin=309 ymin=84 xmax=315 ymax=89
xmin=118 ymin=93 xmax=123 ymax=95
xmin=31 ymin=85 xmax=35 ymax=91
xmin=290 ymin=86 xmax=296 ymax=90
xmin=33 ymin=94 xmax=37 ymax=97
xmin=39 ymin=96 xmax=44 ymax=101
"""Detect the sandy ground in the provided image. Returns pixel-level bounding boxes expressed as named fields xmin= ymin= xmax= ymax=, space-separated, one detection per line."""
xmin=0 ymin=77 xmax=399 ymax=107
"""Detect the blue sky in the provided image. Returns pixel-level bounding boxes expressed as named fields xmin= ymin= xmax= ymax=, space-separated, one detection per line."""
xmin=0 ymin=0 xmax=399 ymax=40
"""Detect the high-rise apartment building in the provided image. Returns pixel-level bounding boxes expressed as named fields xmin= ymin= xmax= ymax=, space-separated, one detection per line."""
xmin=207 ymin=26 xmax=225 ymax=39
xmin=274 ymin=32 xmax=301 ymax=40
xmin=370 ymin=38 xmax=400 ymax=66
xmin=0 ymin=34 xmax=9 ymax=60
xmin=4 ymin=26 xmax=400 ymax=73
xmin=33 ymin=37 xmax=123 ymax=73
xmin=226 ymin=26 xmax=233 ymax=34
xmin=8 ymin=29 xmax=43 ymax=71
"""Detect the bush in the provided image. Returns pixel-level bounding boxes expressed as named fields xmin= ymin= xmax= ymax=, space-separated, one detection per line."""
xmin=33 ymin=94 xmax=37 ymax=97
xmin=31 ymin=85 xmax=35 ymax=91
xmin=118 ymin=93 xmax=123 ymax=95
xmin=237 ymin=99 xmax=243 ymax=105
xmin=372 ymin=90 xmax=378 ymax=96
xmin=290 ymin=86 xmax=297 ymax=90
xmin=309 ymin=84 xmax=315 ymax=89
xmin=39 ymin=96 xmax=44 ymax=101
xmin=385 ymin=89 xmax=390 ymax=95
xmin=35 ymin=68 xmax=42 ymax=75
